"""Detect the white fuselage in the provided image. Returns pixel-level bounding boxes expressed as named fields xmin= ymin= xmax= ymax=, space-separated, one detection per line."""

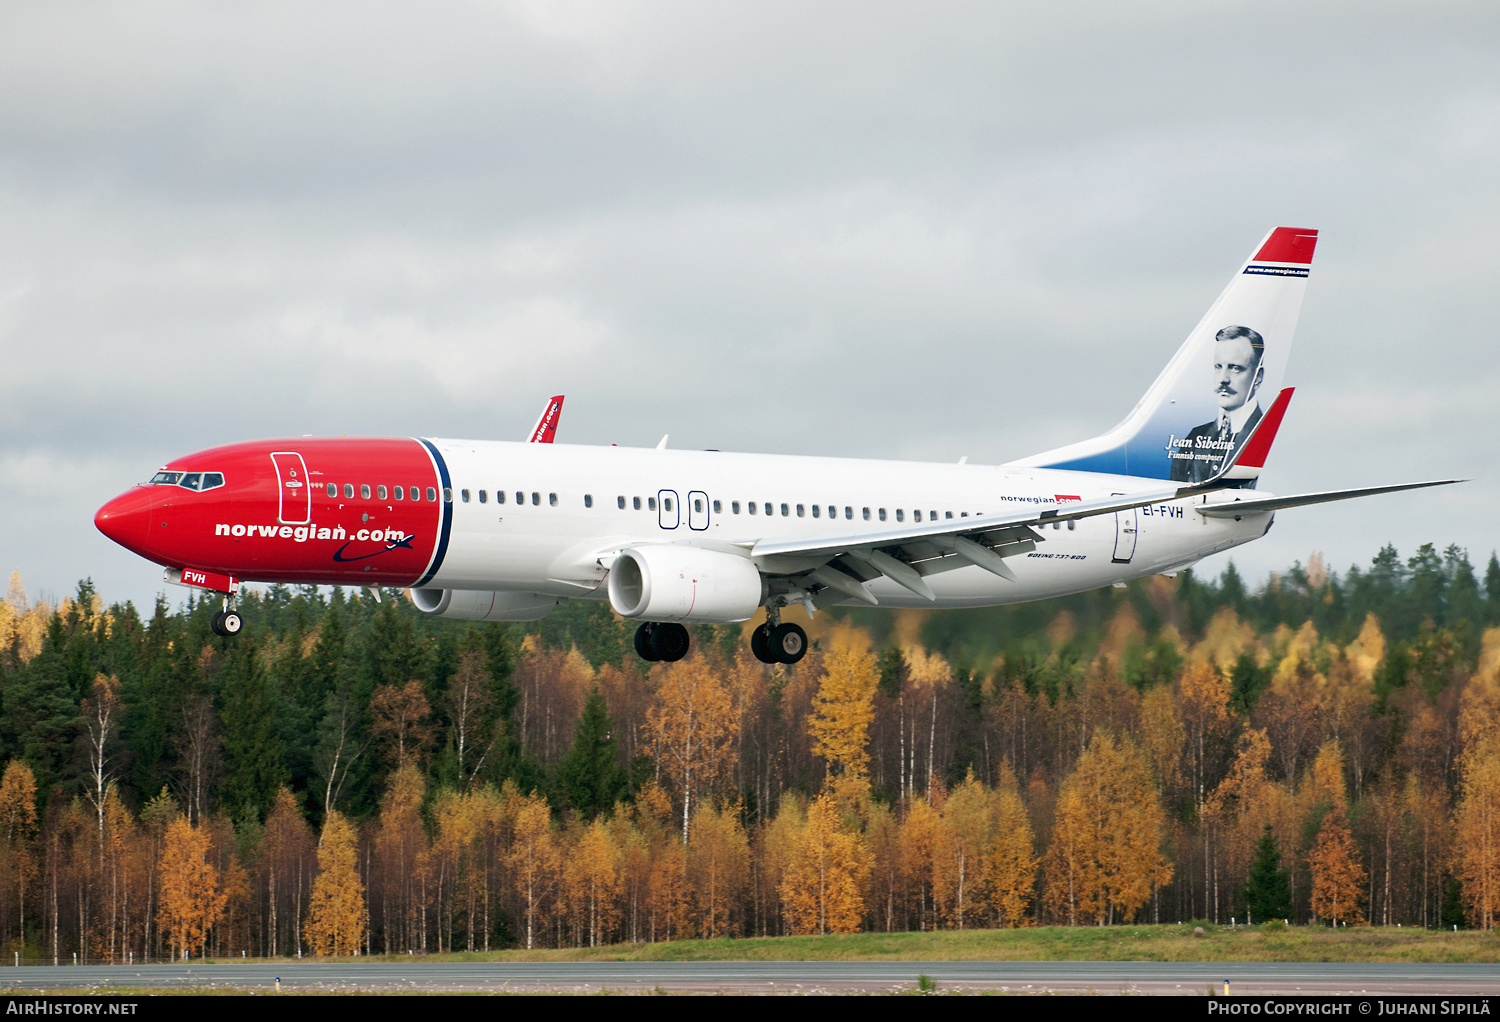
xmin=423 ymin=439 xmax=1272 ymax=614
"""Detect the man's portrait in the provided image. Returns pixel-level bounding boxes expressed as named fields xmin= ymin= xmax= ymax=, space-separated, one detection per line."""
xmin=1168 ymin=325 xmax=1265 ymax=483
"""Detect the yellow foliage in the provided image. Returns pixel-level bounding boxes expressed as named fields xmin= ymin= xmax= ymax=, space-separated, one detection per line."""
xmin=1098 ymin=604 xmax=1146 ymax=663
xmin=984 ymin=783 xmax=1038 ymax=927
xmin=809 ymin=648 xmax=880 ymax=781
xmin=1344 ymin=614 xmax=1386 ymax=686
xmin=566 ymin=819 xmax=622 ymax=947
xmin=1309 ymin=813 xmax=1366 ymax=926
xmin=780 ymin=793 xmax=871 ymax=935
xmin=903 ymin=646 xmax=951 ymax=692
xmin=1190 ymin=607 xmax=1259 ymax=671
xmin=157 ymin=816 xmax=228 ymax=958
xmin=688 ymin=803 xmax=750 ymax=938
xmin=1453 ymin=735 xmax=1500 ymax=930
xmin=305 ymin=811 xmax=367 ymax=955
xmin=1310 ymin=740 xmax=1348 ymax=816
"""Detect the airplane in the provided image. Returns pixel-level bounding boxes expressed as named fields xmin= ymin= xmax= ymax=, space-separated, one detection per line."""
xmin=95 ymin=228 xmax=1459 ymax=663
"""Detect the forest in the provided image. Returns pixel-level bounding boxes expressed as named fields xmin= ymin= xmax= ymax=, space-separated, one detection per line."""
xmin=0 ymin=539 xmax=1498 ymax=960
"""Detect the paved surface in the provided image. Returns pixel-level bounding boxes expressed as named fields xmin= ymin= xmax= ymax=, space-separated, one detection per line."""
xmin=2 ymin=960 xmax=1499 ymax=995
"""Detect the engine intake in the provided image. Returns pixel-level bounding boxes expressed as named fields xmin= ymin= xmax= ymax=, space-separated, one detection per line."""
xmin=408 ymin=588 xmax=560 ymax=621
xmin=607 ymin=545 xmax=765 ymax=623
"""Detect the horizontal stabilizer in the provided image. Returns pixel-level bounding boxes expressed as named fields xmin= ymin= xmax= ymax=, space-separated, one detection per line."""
xmin=1195 ymin=479 xmax=1464 ymax=518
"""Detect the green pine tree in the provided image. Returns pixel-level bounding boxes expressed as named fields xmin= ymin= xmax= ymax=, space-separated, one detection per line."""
xmin=557 ymin=687 xmax=626 ymax=818
xmin=1243 ymin=824 xmax=1292 ymax=923
xmin=217 ymin=638 xmax=287 ymax=819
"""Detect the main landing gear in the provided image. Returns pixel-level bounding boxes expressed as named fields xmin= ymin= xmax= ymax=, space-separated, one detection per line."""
xmin=634 ymin=621 xmax=690 ymax=663
xmin=750 ymin=608 xmax=807 ymax=665
xmin=211 ymin=596 xmax=243 ymax=637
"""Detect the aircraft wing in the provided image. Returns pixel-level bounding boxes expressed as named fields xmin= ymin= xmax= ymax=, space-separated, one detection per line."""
xmin=1194 ymin=479 xmax=1463 ymax=518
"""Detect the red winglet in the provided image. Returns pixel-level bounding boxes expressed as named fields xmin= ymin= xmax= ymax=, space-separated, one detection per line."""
xmin=1252 ymin=228 xmax=1318 ymax=265
xmin=1233 ymin=388 xmax=1294 ymax=469
xmin=529 ymin=395 xmax=564 ymax=443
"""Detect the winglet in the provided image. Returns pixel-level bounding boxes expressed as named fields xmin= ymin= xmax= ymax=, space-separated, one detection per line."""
xmin=527 ymin=396 xmax=564 ymax=443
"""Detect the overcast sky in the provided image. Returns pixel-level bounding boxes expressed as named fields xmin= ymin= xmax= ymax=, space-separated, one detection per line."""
xmin=3 ymin=1 xmax=1497 ymax=611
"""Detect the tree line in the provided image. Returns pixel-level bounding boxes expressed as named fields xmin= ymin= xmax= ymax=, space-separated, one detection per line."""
xmin=0 ymin=540 xmax=1498 ymax=958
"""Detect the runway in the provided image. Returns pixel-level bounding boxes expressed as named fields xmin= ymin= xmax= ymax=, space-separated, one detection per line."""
xmin=4 ymin=960 xmax=1499 ymax=995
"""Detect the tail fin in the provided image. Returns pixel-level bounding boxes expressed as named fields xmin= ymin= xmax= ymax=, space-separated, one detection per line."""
xmin=527 ymin=395 xmax=565 ymax=443
xmin=1012 ymin=227 xmax=1317 ymax=485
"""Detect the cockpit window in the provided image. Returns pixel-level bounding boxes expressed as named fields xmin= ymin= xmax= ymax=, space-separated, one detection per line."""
xmin=149 ymin=470 xmax=225 ymax=491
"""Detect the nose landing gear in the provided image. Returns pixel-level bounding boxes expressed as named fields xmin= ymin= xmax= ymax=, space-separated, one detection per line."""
xmin=211 ymin=596 xmax=243 ymax=637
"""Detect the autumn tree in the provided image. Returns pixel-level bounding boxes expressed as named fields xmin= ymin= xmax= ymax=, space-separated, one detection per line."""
xmin=157 ymin=815 xmax=228 ymax=959
xmin=1309 ymin=813 xmax=1366 ymax=926
xmin=566 ymin=818 xmax=621 ymax=947
xmin=1453 ymin=736 xmax=1500 ymax=930
xmin=507 ymin=787 xmax=558 ymax=949
xmin=809 ymin=648 xmax=880 ymax=789
xmin=1043 ymin=732 xmax=1173 ymax=925
xmin=305 ymin=810 xmax=368 ymax=955
xmin=79 ymin=673 xmax=122 ymax=852
xmin=781 ymin=793 xmax=870 ymax=935
xmin=688 ymin=802 xmax=750 ymax=938
xmin=370 ymin=680 xmax=435 ymax=769
xmin=261 ymin=786 xmax=314 ymax=957
xmin=373 ymin=765 xmax=427 ymax=952
xmin=645 ymin=659 xmax=740 ymax=842
xmin=984 ymin=767 xmax=1038 ymax=927
xmin=0 ymin=761 xmax=38 ymax=948
xmin=933 ymin=771 xmax=994 ymax=929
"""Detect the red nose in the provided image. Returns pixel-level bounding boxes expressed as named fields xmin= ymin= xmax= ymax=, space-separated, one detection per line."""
xmin=95 ymin=487 xmax=158 ymax=555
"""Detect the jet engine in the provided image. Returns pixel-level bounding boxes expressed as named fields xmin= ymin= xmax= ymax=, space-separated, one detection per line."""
xmin=607 ymin=545 xmax=766 ymax=623
xmin=408 ymin=588 xmax=560 ymax=621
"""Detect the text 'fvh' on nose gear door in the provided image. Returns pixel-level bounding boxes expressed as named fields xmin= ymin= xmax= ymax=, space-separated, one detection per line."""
xmin=271 ymin=452 xmax=311 ymax=525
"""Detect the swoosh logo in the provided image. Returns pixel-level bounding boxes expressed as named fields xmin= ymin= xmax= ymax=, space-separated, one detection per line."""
xmin=332 ymin=533 xmax=417 ymax=563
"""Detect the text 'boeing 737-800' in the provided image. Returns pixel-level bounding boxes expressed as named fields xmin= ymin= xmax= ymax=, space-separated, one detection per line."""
xmin=95 ymin=228 xmax=1459 ymax=665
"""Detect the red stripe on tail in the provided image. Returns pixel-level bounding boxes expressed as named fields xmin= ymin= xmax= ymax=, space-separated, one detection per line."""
xmin=1252 ymin=228 xmax=1318 ymax=265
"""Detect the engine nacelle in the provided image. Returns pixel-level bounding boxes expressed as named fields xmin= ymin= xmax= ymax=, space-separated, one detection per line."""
xmin=607 ymin=545 xmax=766 ymax=623
xmin=408 ymin=588 xmax=560 ymax=622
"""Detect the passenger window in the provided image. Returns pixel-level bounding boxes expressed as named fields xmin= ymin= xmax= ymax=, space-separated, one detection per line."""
xmin=913 ymin=510 xmax=921 ymax=522
xmin=664 ymin=497 xmax=673 ymax=512
xmin=961 ymin=512 xmax=968 ymax=517
xmin=633 ymin=497 xmax=641 ymax=510
xmin=618 ymin=496 xmax=626 ymax=509
xmin=863 ymin=507 xmax=871 ymax=520
xmin=879 ymin=509 xmax=887 ymax=521
xmin=327 ymin=483 xmax=338 ymax=498
xmin=845 ymin=506 xmax=853 ymax=519
xmin=394 ymin=486 xmax=404 ymax=501
xmin=515 ymin=492 xmax=523 ymax=505
xmin=478 ymin=490 xmax=487 ymax=503
xmin=648 ymin=497 xmax=657 ymax=511
xmin=694 ymin=498 xmax=702 ymax=513
xmin=496 ymin=490 xmax=505 ymax=504
xmin=532 ymin=492 xmax=540 ymax=505
xmin=796 ymin=504 xmax=804 ymax=517
xmin=426 ymin=487 xmax=437 ymax=502
xmin=357 ymin=484 xmax=368 ymax=499
xmin=461 ymin=489 xmax=470 ymax=503
xmin=748 ymin=501 xmax=757 ymax=515
xmin=896 ymin=509 xmax=905 ymax=522
xmin=584 ymin=494 xmax=593 ymax=508
xmin=378 ymin=485 xmax=388 ymax=500
xmin=549 ymin=493 xmax=558 ymax=506
xmin=344 ymin=484 xmax=355 ymax=499
xmin=812 ymin=505 xmax=820 ymax=518
xmin=732 ymin=501 xmax=740 ymax=514
xmin=713 ymin=500 xmax=721 ymax=514
xmin=443 ymin=487 xmax=453 ymax=503
xmin=930 ymin=510 xmax=937 ymax=521
xmin=781 ymin=503 xmax=789 ymax=517
xmin=1067 ymin=520 xmax=1076 ymax=531
xmin=945 ymin=511 xmax=953 ymax=519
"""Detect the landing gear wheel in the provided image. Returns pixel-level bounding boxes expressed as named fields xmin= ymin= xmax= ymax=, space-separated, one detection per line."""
xmin=211 ymin=611 xmax=226 ymax=636
xmin=649 ymin=622 xmax=691 ymax=662
xmin=750 ymin=625 xmax=776 ymax=664
xmin=220 ymin=611 xmax=243 ymax=636
xmin=771 ymin=623 xmax=807 ymax=664
xmin=634 ymin=623 xmax=661 ymax=662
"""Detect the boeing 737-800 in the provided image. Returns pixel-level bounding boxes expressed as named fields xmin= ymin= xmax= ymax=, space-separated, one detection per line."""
xmin=94 ymin=228 xmax=1457 ymax=664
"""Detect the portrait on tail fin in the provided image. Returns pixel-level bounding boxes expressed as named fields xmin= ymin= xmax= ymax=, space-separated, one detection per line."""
xmin=1168 ymin=325 xmax=1265 ymax=483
